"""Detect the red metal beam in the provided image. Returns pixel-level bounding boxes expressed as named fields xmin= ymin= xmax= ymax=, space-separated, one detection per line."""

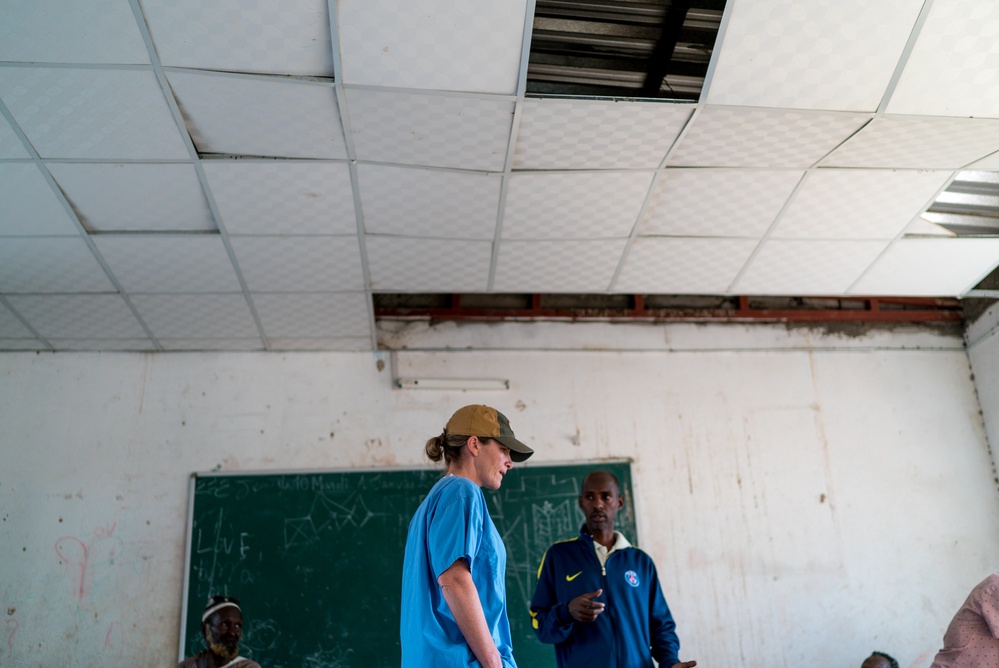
xmin=374 ymin=295 xmax=963 ymax=324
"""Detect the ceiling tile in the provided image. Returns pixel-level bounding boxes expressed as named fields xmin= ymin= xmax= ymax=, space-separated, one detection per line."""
xmin=0 ymin=164 xmax=79 ymax=236
xmin=158 ymin=338 xmax=264 ymax=352
xmin=229 ymin=236 xmax=364 ymax=292
xmin=268 ymin=336 xmax=371 ymax=351
xmin=204 ymin=161 xmax=356 ymax=235
xmin=366 ymin=237 xmax=491 ymax=291
xmin=0 ymin=114 xmax=30 ymax=158
xmin=48 ymin=163 xmax=214 ymax=232
xmin=337 ymin=0 xmax=528 ymax=94
xmin=888 ymin=0 xmax=999 ymax=117
xmin=640 ymin=169 xmax=803 ymax=238
xmin=669 ymin=106 xmax=869 ymax=168
xmin=0 ymin=237 xmax=114 ymax=292
xmin=254 ymin=292 xmax=370 ymax=338
xmin=130 ymin=293 xmax=259 ymax=339
xmin=514 ymin=99 xmax=692 ymax=170
xmin=706 ymin=0 xmax=923 ymax=111
xmin=358 ymin=164 xmax=500 ymax=239
xmin=968 ymin=153 xmax=999 ymax=170
xmin=140 ymin=0 xmax=333 ymax=76
xmin=5 ymin=294 xmax=148 ymax=339
xmin=0 ymin=338 xmax=45 ymax=351
xmin=46 ymin=338 xmax=157 ymax=351
xmin=851 ymin=238 xmax=999 ymax=296
xmin=772 ymin=169 xmax=952 ymax=239
xmin=503 ymin=172 xmax=654 ymax=239
xmin=166 ymin=71 xmax=346 ymax=159
xmin=92 ymin=235 xmax=241 ymax=293
xmin=734 ymin=239 xmax=888 ymax=295
xmin=0 ymin=67 xmax=189 ymax=159
xmin=0 ymin=301 xmax=33 ymax=337
xmin=346 ymin=88 xmax=514 ymax=171
xmin=493 ymin=240 xmax=627 ymax=292
xmin=0 ymin=0 xmax=150 ymax=64
xmin=821 ymin=117 xmax=999 ymax=169
xmin=614 ymin=237 xmax=758 ymax=293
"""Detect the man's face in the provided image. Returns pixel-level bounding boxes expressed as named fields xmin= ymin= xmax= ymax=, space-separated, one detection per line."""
xmin=204 ymin=608 xmax=243 ymax=660
xmin=579 ymin=472 xmax=624 ymax=535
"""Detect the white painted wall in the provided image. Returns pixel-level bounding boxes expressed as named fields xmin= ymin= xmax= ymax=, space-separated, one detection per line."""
xmin=2 ymin=320 xmax=997 ymax=668
xmin=968 ymin=302 xmax=999 ymax=473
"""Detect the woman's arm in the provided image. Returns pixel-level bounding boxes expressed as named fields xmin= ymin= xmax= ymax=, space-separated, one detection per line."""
xmin=437 ymin=559 xmax=503 ymax=668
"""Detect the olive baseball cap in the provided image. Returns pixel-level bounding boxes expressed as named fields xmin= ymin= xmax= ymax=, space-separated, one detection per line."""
xmin=446 ymin=404 xmax=534 ymax=462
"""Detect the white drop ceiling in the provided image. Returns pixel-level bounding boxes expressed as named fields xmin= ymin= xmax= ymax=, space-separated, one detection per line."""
xmin=2 ymin=0 xmax=999 ymax=351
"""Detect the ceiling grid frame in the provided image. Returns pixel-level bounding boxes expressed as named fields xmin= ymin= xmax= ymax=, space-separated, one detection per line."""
xmin=327 ymin=0 xmax=379 ymax=351
xmin=127 ymin=0 xmax=268 ymax=350
xmin=2 ymin=0 xmax=999 ymax=350
xmin=607 ymin=103 xmax=700 ymax=291
xmin=488 ymin=0 xmax=539 ymax=291
xmin=0 ymin=92 xmax=161 ymax=349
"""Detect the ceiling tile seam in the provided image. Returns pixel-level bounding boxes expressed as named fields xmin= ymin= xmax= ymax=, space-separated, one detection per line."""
xmin=340 ymin=82 xmax=517 ymax=103
xmin=160 ymin=66 xmax=334 ymax=86
xmin=355 ymin=159 xmax=502 ymax=176
xmin=695 ymin=0 xmax=737 ymax=103
xmin=488 ymin=172 xmax=513 ymax=292
xmin=328 ymin=0 xmax=377 ymax=350
xmin=512 ymin=167 xmax=663 ymax=175
xmin=0 ymin=94 xmax=162 ymax=349
xmin=725 ymin=170 xmax=813 ymax=293
xmin=366 ymin=233 xmax=495 ymax=243
xmin=843 ymin=168 xmax=964 ymax=295
xmin=876 ymin=0 xmax=936 ymax=117
xmin=0 ymin=62 xmax=152 ymax=71
xmin=40 ymin=158 xmax=194 ymax=165
xmin=812 ymin=117 xmax=876 ymax=169
xmin=607 ymin=105 xmax=702 ymax=290
xmin=959 ymin=149 xmax=999 ymax=171
xmin=129 ymin=0 xmax=268 ymax=350
xmin=0 ymin=294 xmax=52 ymax=350
xmin=486 ymin=0 xmax=538 ymax=291
xmin=515 ymin=0 xmax=539 ymax=100
xmin=227 ymin=233 xmax=361 ymax=239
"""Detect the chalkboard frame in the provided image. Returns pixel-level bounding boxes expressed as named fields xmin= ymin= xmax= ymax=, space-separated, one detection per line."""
xmin=178 ymin=461 xmax=636 ymax=667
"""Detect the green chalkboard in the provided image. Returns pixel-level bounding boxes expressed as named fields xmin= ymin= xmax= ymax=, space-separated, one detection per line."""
xmin=180 ymin=462 xmax=635 ymax=668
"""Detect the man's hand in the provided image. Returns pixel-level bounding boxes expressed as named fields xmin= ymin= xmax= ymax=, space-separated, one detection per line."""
xmin=568 ymin=589 xmax=606 ymax=622
xmin=671 ymin=662 xmax=697 ymax=668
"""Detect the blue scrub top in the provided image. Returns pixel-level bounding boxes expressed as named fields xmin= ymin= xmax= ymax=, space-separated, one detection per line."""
xmin=400 ymin=475 xmax=517 ymax=668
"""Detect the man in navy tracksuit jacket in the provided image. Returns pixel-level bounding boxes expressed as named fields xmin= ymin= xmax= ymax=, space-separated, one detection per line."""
xmin=530 ymin=471 xmax=696 ymax=668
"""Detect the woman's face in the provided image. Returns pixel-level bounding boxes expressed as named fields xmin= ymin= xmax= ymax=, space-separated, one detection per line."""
xmin=474 ymin=438 xmax=513 ymax=490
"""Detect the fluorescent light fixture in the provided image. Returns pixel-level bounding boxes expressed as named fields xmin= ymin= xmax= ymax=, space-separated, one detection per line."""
xmin=395 ymin=378 xmax=510 ymax=391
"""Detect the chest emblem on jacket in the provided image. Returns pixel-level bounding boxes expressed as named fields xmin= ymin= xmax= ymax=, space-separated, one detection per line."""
xmin=566 ymin=571 xmax=582 ymax=582
xmin=624 ymin=570 xmax=640 ymax=587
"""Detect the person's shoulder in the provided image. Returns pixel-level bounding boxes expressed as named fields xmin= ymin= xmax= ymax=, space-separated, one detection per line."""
xmin=977 ymin=572 xmax=999 ymax=595
xmin=545 ymin=535 xmax=583 ymax=554
xmin=431 ymin=475 xmax=484 ymax=507
xmin=623 ymin=546 xmax=658 ymax=566
xmin=178 ymin=651 xmax=209 ymax=668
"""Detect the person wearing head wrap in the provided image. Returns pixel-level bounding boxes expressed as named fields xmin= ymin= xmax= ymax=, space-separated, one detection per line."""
xmin=179 ymin=595 xmax=262 ymax=668
xmin=400 ymin=405 xmax=535 ymax=668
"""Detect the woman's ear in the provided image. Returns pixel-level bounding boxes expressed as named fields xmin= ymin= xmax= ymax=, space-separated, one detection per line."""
xmin=465 ymin=435 xmax=480 ymax=456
